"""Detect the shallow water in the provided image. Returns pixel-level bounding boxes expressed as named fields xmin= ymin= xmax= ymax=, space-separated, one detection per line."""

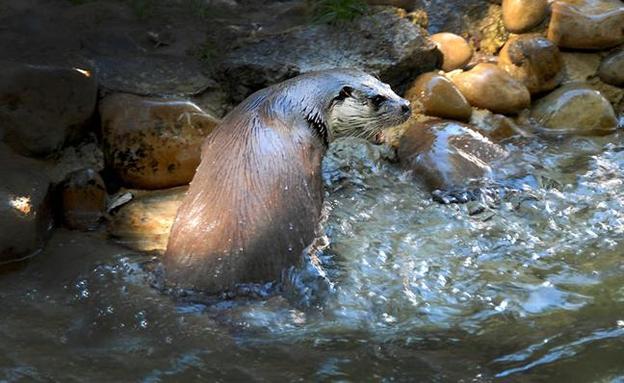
xmin=2 ymin=132 xmax=624 ymax=382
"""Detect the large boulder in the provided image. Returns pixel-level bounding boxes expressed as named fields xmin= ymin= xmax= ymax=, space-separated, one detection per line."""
xmin=217 ymin=7 xmax=440 ymax=101
xmin=0 ymin=145 xmax=53 ymax=264
xmin=100 ymin=93 xmax=220 ymax=190
xmin=0 ymin=61 xmax=97 ymax=156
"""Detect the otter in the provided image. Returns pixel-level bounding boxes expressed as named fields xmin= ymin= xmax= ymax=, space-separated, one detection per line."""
xmin=164 ymin=69 xmax=410 ymax=292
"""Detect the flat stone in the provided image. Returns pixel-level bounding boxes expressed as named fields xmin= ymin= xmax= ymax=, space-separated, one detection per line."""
xmin=547 ymin=0 xmax=624 ymax=50
xmin=217 ymin=7 xmax=440 ymax=101
xmin=100 ymin=93 xmax=220 ymax=189
xmin=0 ymin=61 xmax=97 ymax=156
xmin=405 ymin=72 xmax=472 ymax=121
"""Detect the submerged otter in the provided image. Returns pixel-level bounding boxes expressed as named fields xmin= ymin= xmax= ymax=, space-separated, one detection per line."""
xmin=164 ymin=69 xmax=410 ymax=292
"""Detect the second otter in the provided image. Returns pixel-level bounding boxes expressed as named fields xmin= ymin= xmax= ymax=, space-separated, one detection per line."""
xmin=164 ymin=69 xmax=410 ymax=292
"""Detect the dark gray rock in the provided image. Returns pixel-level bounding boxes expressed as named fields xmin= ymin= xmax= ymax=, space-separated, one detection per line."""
xmin=217 ymin=7 xmax=440 ymax=102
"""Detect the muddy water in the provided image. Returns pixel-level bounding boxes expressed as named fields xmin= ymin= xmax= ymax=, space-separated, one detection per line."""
xmin=2 ymin=132 xmax=624 ymax=382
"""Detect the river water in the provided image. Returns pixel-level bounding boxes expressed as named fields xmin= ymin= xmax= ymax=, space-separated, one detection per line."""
xmin=2 ymin=132 xmax=624 ymax=382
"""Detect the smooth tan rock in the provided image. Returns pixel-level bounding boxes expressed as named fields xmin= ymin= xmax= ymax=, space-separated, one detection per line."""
xmin=430 ymin=32 xmax=473 ymax=72
xmin=404 ymin=72 xmax=472 ymax=121
xmin=598 ymin=50 xmax=624 ymax=86
xmin=0 ymin=61 xmax=97 ymax=156
xmin=107 ymin=187 xmax=186 ymax=252
xmin=61 ymin=169 xmax=107 ymax=231
xmin=450 ymin=63 xmax=531 ymax=114
xmin=498 ymin=34 xmax=563 ymax=94
xmin=0 ymin=145 xmax=53 ymax=264
xmin=532 ymin=84 xmax=618 ymax=135
xmin=100 ymin=94 xmax=219 ymax=190
xmin=502 ymin=0 xmax=548 ymax=33
xmin=398 ymin=120 xmax=507 ymax=190
xmin=547 ymin=0 xmax=624 ymax=50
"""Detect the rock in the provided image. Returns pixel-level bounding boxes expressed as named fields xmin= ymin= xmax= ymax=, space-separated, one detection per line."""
xmin=398 ymin=120 xmax=507 ymax=190
xmin=449 ymin=63 xmax=531 ymax=114
xmin=404 ymin=72 xmax=472 ymax=121
xmin=100 ymin=94 xmax=220 ymax=190
xmin=95 ymin=55 xmax=217 ymax=97
xmin=61 ymin=169 xmax=107 ymax=231
xmin=430 ymin=32 xmax=473 ymax=72
xmin=547 ymin=0 xmax=624 ymax=50
xmin=531 ymin=84 xmax=618 ymax=135
xmin=0 ymin=145 xmax=53 ymax=264
xmin=498 ymin=34 xmax=563 ymax=94
xmin=502 ymin=0 xmax=548 ymax=33
xmin=107 ymin=187 xmax=186 ymax=252
xmin=560 ymin=51 xmax=602 ymax=83
xmin=218 ymin=7 xmax=440 ymax=102
xmin=598 ymin=49 xmax=624 ymax=86
xmin=0 ymin=61 xmax=97 ymax=156
xmin=470 ymin=109 xmax=527 ymax=141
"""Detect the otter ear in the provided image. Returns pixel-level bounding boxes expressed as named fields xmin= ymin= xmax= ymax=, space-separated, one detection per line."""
xmin=337 ymin=86 xmax=353 ymax=100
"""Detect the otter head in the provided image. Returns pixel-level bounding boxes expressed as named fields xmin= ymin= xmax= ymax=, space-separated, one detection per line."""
xmin=324 ymin=70 xmax=411 ymax=141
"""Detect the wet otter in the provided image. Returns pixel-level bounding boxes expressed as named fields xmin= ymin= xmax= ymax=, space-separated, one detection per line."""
xmin=164 ymin=69 xmax=410 ymax=292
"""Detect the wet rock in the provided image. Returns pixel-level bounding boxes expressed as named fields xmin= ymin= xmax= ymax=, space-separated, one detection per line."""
xmin=95 ymin=55 xmax=216 ymax=97
xmin=449 ymin=63 xmax=531 ymax=114
xmin=0 ymin=145 xmax=53 ymax=264
xmin=547 ymin=0 xmax=624 ymax=50
xmin=598 ymin=49 xmax=624 ymax=86
xmin=531 ymin=84 xmax=618 ymax=135
xmin=502 ymin=0 xmax=548 ymax=33
xmin=498 ymin=34 xmax=563 ymax=94
xmin=404 ymin=72 xmax=472 ymax=121
xmin=0 ymin=61 xmax=97 ymax=156
xmin=107 ymin=187 xmax=186 ymax=252
xmin=100 ymin=94 xmax=220 ymax=190
xmin=470 ymin=109 xmax=526 ymax=141
xmin=398 ymin=120 xmax=507 ymax=190
xmin=430 ymin=32 xmax=473 ymax=72
xmin=218 ymin=7 xmax=440 ymax=101
xmin=61 ymin=169 xmax=107 ymax=231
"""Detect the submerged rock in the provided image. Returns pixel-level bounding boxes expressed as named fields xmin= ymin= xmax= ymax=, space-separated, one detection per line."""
xmin=598 ymin=49 xmax=624 ymax=87
xmin=100 ymin=94 xmax=219 ymax=190
xmin=430 ymin=32 xmax=473 ymax=72
xmin=450 ymin=63 xmax=531 ymax=114
xmin=61 ymin=169 xmax=107 ymax=231
xmin=531 ymin=84 xmax=618 ymax=135
xmin=502 ymin=0 xmax=548 ymax=33
xmin=547 ymin=0 xmax=624 ymax=50
xmin=404 ymin=72 xmax=472 ymax=121
xmin=218 ymin=7 xmax=440 ymax=101
xmin=0 ymin=61 xmax=97 ymax=156
xmin=107 ymin=187 xmax=187 ymax=252
xmin=498 ymin=34 xmax=563 ymax=94
xmin=398 ymin=120 xmax=507 ymax=190
xmin=0 ymin=145 xmax=53 ymax=264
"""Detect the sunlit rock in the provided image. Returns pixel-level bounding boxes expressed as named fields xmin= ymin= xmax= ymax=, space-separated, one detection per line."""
xmin=598 ymin=49 xmax=624 ymax=87
xmin=449 ymin=63 xmax=531 ymax=114
xmin=398 ymin=120 xmax=507 ymax=190
xmin=217 ymin=7 xmax=440 ymax=102
xmin=430 ymin=32 xmax=473 ymax=72
xmin=547 ymin=0 xmax=624 ymax=50
xmin=0 ymin=145 xmax=53 ymax=264
xmin=107 ymin=187 xmax=187 ymax=252
xmin=100 ymin=93 xmax=219 ymax=190
xmin=502 ymin=0 xmax=548 ymax=33
xmin=61 ymin=169 xmax=107 ymax=231
xmin=0 ymin=61 xmax=97 ymax=156
xmin=498 ymin=34 xmax=563 ymax=95
xmin=405 ymin=72 xmax=472 ymax=121
xmin=531 ymin=84 xmax=618 ymax=135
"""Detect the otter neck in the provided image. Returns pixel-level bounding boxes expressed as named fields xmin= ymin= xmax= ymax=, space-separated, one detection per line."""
xmin=303 ymin=107 xmax=329 ymax=146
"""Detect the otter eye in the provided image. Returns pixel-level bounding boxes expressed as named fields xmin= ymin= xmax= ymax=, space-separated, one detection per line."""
xmin=336 ymin=86 xmax=353 ymax=101
xmin=371 ymin=95 xmax=387 ymax=107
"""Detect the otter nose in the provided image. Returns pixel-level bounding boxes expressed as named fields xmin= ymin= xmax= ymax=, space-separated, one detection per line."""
xmin=401 ymin=100 xmax=411 ymax=114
